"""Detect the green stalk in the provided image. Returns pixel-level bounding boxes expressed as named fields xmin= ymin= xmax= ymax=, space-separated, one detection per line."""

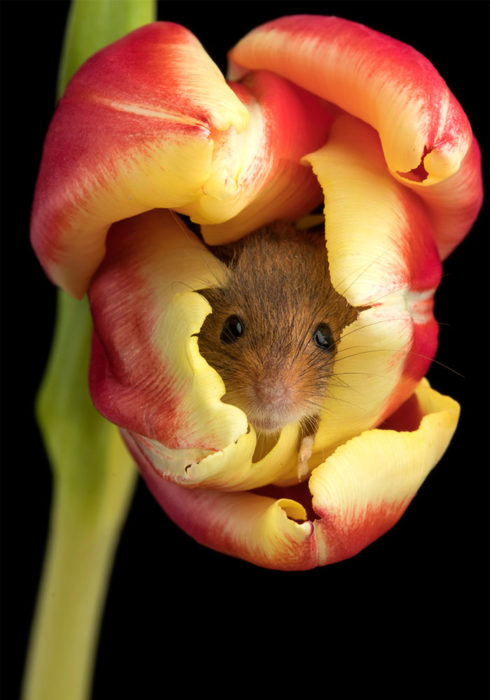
xmin=22 ymin=2 xmax=156 ymax=699
xmin=21 ymin=294 xmax=138 ymax=700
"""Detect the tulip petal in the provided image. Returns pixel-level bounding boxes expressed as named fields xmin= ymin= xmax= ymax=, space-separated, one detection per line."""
xmin=89 ymin=209 xmax=249 ymax=481
xmin=229 ymin=15 xmax=483 ymax=257
xmin=31 ymin=22 xmax=333 ymax=298
xmin=137 ymin=446 xmax=318 ymax=570
xmin=139 ymin=380 xmax=459 ymax=569
xmin=123 ymin=421 xmax=304 ymax=491
xmin=90 ymin=117 xmax=444 ymax=490
xmin=89 ymin=209 xmax=311 ymax=489
xmin=394 ymin=137 xmax=483 ymax=259
xmin=298 ymin=115 xmax=441 ymax=457
xmin=199 ymin=71 xmax=333 ymax=244
xmin=32 ymin=22 xmax=248 ymax=297
xmin=308 ymin=379 xmax=459 ymax=565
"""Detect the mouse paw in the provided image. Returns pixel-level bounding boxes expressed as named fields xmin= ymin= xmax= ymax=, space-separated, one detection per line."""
xmin=297 ymin=434 xmax=315 ymax=481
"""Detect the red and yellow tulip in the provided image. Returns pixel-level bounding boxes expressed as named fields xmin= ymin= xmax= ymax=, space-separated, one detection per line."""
xmin=31 ymin=16 xmax=482 ymax=569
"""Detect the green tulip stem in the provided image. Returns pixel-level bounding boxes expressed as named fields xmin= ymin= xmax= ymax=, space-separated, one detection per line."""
xmin=21 ymin=2 xmax=156 ymax=697
xmin=21 ymin=465 xmax=136 ymax=700
xmin=21 ymin=292 xmax=137 ymax=700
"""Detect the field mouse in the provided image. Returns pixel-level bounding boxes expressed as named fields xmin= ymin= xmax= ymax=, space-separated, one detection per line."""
xmin=197 ymin=222 xmax=360 ymax=479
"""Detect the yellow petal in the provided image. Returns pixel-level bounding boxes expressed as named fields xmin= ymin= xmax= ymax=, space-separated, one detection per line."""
xmin=31 ymin=27 xmax=332 ymax=298
xmin=140 ymin=380 xmax=459 ymax=569
xmin=309 ymin=379 xmax=460 ymax=564
xmin=299 ymin=115 xmax=442 ymax=457
xmin=89 ymin=209 xmax=249 ymax=479
xmin=138 ymin=465 xmax=316 ymax=570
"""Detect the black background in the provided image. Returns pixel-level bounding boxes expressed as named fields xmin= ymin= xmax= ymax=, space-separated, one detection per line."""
xmin=1 ymin=1 xmax=489 ymax=697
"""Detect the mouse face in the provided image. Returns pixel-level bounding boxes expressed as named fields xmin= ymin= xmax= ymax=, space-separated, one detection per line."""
xmin=197 ymin=224 xmax=358 ymax=434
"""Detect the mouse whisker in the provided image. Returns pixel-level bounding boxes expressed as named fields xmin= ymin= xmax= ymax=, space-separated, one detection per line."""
xmin=332 ymin=250 xmax=390 ymax=300
xmin=336 ymin=317 xmax=392 ymax=341
xmin=333 ymin=346 xmax=394 ymax=362
xmin=306 ymin=391 xmax=364 ymax=412
xmin=330 ymin=369 xmax=388 ymax=382
xmin=303 ymin=401 xmax=334 ymax=420
xmin=328 ymin=376 xmax=377 ymax=398
xmin=335 ymin=344 xmax=463 ymax=378
xmin=331 ymin=300 xmax=417 ymax=342
xmin=337 ymin=341 xmax=456 ymax=369
xmin=325 ymin=374 xmax=351 ymax=390
xmin=407 ymin=352 xmax=464 ymax=378
xmin=300 ymin=414 xmax=321 ymax=434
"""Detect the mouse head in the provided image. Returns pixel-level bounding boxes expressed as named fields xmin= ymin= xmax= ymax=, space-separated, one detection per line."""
xmin=197 ymin=224 xmax=359 ymax=433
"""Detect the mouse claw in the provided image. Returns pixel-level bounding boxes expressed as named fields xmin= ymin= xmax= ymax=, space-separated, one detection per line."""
xmin=297 ymin=434 xmax=315 ymax=481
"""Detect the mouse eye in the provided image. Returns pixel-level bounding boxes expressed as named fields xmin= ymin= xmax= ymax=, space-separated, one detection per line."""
xmin=221 ymin=315 xmax=244 ymax=344
xmin=313 ymin=322 xmax=334 ymax=351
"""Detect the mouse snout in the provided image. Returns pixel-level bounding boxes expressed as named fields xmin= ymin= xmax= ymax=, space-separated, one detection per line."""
xmin=248 ymin=373 xmax=300 ymax=433
xmin=254 ymin=377 xmax=291 ymax=405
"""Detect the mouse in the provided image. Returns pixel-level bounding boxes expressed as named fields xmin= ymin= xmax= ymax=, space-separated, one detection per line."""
xmin=197 ymin=221 xmax=360 ymax=479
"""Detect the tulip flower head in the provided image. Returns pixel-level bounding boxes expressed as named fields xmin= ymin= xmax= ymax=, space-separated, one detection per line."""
xmin=31 ymin=16 xmax=482 ymax=570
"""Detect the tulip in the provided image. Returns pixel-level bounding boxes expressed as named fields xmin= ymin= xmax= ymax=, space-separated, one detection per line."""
xmin=31 ymin=16 xmax=482 ymax=571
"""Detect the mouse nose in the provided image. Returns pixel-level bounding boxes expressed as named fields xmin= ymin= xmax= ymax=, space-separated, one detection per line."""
xmin=255 ymin=378 xmax=291 ymax=405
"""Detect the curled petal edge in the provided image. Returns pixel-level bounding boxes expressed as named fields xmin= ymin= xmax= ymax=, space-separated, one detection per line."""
xmin=136 ymin=379 xmax=459 ymax=570
xmin=90 ymin=118 xmax=443 ymax=491
xmin=302 ymin=114 xmax=442 ymax=457
xmin=228 ymin=14 xmax=483 ymax=258
xmin=89 ymin=209 xmax=249 ymax=462
xmin=30 ymin=22 xmax=332 ymax=298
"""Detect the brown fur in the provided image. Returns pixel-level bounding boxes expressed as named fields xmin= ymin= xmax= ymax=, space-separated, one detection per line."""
xmin=197 ymin=222 xmax=359 ymax=435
